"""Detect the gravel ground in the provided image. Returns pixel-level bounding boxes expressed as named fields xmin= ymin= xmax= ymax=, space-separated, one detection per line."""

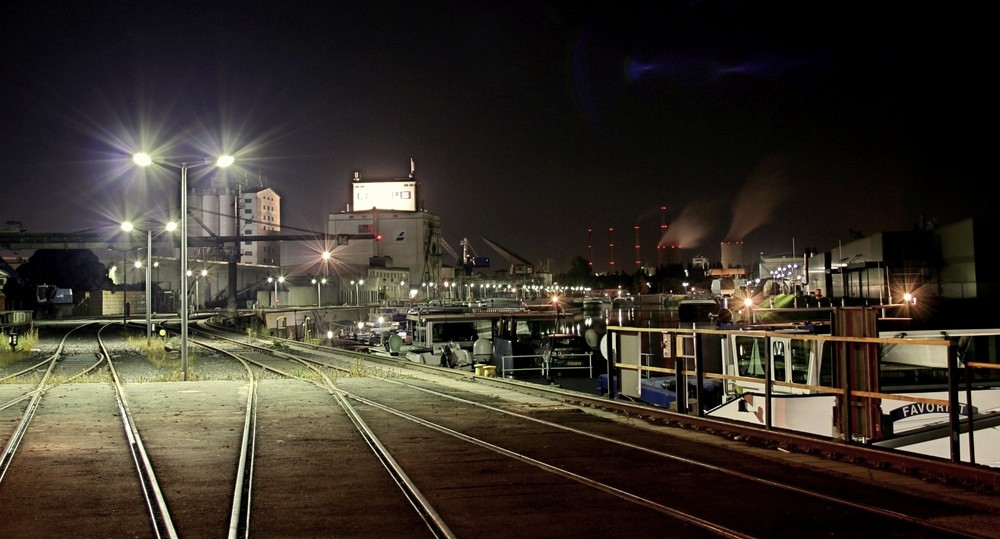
xmin=0 ymin=326 xmax=251 ymax=384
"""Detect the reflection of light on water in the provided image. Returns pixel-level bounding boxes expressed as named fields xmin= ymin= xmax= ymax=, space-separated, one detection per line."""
xmin=590 ymin=304 xmax=681 ymax=328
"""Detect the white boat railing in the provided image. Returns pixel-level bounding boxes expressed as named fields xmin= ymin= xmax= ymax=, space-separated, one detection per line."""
xmin=547 ymin=352 xmax=594 ymax=378
xmin=500 ymin=354 xmax=544 ymax=377
xmin=500 ymin=352 xmax=594 ymax=378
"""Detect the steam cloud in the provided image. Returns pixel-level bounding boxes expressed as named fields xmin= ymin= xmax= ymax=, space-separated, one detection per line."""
xmin=658 ymin=200 xmax=721 ymax=250
xmin=725 ymin=157 xmax=789 ymax=242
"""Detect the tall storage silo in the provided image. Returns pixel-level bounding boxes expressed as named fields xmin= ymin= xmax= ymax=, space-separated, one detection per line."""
xmin=720 ymin=241 xmax=744 ymax=269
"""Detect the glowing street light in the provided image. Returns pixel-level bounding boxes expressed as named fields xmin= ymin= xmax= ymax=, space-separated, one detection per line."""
xmin=121 ymin=219 xmax=178 ymax=344
xmin=268 ymin=276 xmax=284 ymax=308
xmin=312 ymin=277 xmax=327 ymax=306
xmin=351 ymin=279 xmax=364 ymax=306
xmin=195 ymin=268 xmax=208 ymax=311
xmin=118 ymin=239 xmax=128 ymax=327
xmin=133 ymin=152 xmax=233 ymax=381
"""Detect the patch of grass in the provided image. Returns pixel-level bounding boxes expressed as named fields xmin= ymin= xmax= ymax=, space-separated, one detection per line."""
xmin=126 ymin=334 xmax=171 ymax=362
xmin=123 ymin=334 xmax=216 ymax=380
xmin=0 ymin=328 xmax=39 ymax=367
xmin=291 ymin=367 xmax=324 ymax=380
xmin=9 ymin=369 xmax=111 ymax=386
xmin=343 ymin=358 xmax=408 ymax=379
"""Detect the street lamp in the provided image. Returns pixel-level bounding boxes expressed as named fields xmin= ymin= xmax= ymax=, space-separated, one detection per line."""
xmin=191 ymin=269 xmax=208 ymax=311
xmin=351 ymin=279 xmax=364 ymax=306
xmin=552 ymin=294 xmax=561 ymax=332
xmin=122 ymin=220 xmax=177 ymax=344
xmin=121 ymin=244 xmax=128 ymax=326
xmin=133 ymin=152 xmax=234 ymax=381
xmin=312 ymin=278 xmax=327 ymax=306
xmin=267 ymin=275 xmax=284 ymax=308
xmin=743 ymin=297 xmax=754 ymax=324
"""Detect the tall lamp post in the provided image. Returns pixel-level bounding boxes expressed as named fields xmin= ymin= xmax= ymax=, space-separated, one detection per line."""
xmin=268 ymin=276 xmax=284 ymax=308
xmin=144 ymin=230 xmax=151 ymax=341
xmin=355 ymin=279 xmax=364 ymax=306
xmin=133 ymin=152 xmax=234 ymax=381
xmin=200 ymin=269 xmax=208 ymax=310
xmin=122 ymin=220 xmax=177 ymax=344
xmin=121 ymin=248 xmax=128 ymax=326
xmin=188 ymin=269 xmax=208 ymax=313
xmin=552 ymin=294 xmax=560 ymax=333
xmin=313 ymin=278 xmax=326 ymax=306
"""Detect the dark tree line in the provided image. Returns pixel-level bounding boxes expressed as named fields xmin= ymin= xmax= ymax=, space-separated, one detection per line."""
xmin=557 ymin=255 xmax=711 ymax=295
xmin=3 ymin=249 xmax=113 ymax=311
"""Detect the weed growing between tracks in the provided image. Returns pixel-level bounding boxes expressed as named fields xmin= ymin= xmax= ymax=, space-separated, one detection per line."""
xmin=0 ymin=328 xmax=39 ymax=367
xmin=345 ymin=358 xmax=409 ymax=380
xmin=8 ymin=370 xmax=112 ymax=386
xmin=123 ymin=333 xmax=243 ymax=382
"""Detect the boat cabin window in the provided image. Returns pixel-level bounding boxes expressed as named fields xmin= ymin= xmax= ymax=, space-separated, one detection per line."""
xmin=958 ymin=335 xmax=1000 ymax=384
xmin=430 ymin=322 xmax=480 ymax=344
xmin=790 ymin=339 xmax=811 ymax=384
xmin=818 ymin=341 xmax=833 ymax=388
xmin=878 ymin=334 xmax=1000 ymax=389
xmin=772 ymin=340 xmax=786 ymax=382
xmin=494 ymin=319 xmax=556 ymax=347
xmin=735 ymin=336 xmax=766 ymax=379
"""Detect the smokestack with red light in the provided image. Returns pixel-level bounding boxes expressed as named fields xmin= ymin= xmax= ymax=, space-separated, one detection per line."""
xmin=657 ymin=205 xmax=669 ymax=268
xmin=608 ymin=227 xmax=616 ymax=273
xmin=634 ymin=225 xmax=641 ymax=269
xmin=587 ymin=227 xmax=593 ymax=269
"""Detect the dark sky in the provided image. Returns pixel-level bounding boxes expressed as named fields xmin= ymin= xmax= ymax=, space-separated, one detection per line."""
xmin=1 ymin=2 xmax=989 ymax=273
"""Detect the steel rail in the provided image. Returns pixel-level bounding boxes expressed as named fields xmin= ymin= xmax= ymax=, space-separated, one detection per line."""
xmin=100 ymin=324 xmax=179 ymax=539
xmin=0 ymin=322 xmax=91 ymax=484
xmin=190 ymin=331 xmax=455 ymax=538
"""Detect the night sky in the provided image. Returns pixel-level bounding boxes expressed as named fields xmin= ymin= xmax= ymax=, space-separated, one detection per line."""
xmin=1 ymin=2 xmax=989 ymax=273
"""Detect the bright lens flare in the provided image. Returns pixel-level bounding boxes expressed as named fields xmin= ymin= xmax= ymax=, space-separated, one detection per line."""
xmin=132 ymin=152 xmax=234 ymax=168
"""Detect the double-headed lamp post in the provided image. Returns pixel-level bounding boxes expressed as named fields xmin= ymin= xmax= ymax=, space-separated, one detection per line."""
xmin=123 ymin=220 xmax=177 ymax=344
xmin=312 ymin=278 xmax=326 ymax=306
xmin=133 ymin=152 xmax=234 ymax=381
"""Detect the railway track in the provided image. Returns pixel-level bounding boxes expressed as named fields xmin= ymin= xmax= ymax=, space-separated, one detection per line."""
xmin=0 ymin=320 xmax=995 ymax=538
xmin=195 ymin=323 xmax=1000 ymax=538
xmin=0 ymin=323 xmax=175 ymax=537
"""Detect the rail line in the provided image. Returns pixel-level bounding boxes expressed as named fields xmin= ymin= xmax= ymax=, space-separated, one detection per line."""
xmin=0 ymin=322 xmax=97 ymax=483
xmin=197 ymin=323 xmax=997 ymax=538
xmin=100 ymin=324 xmax=178 ymax=539
xmin=0 ymin=323 xmax=177 ymax=537
xmin=1 ymin=320 xmax=994 ymax=537
xmin=189 ymin=332 xmax=456 ymax=538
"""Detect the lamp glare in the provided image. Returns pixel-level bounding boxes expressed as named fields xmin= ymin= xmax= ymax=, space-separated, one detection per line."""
xmin=133 ymin=153 xmax=152 ymax=167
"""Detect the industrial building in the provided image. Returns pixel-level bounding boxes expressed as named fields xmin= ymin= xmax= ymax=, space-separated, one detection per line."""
xmin=325 ymin=162 xmax=443 ymax=301
xmin=188 ymin=177 xmax=282 ymax=267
